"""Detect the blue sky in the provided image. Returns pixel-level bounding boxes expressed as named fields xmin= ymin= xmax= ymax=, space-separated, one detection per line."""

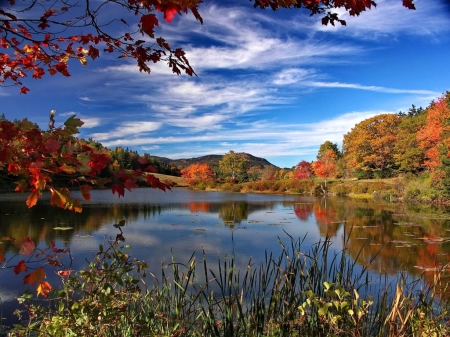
xmin=1 ymin=0 xmax=450 ymax=168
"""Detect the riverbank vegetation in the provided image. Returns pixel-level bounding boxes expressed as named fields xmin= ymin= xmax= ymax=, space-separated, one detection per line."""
xmin=182 ymin=92 xmax=450 ymax=205
xmin=1 ymin=92 xmax=449 ymax=206
xmin=6 ymin=224 xmax=450 ymax=336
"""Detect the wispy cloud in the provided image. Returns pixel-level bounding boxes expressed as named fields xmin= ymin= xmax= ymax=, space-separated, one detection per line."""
xmin=96 ymin=109 xmax=385 ymax=164
xmin=307 ymin=81 xmax=440 ymax=96
xmin=5 ymin=1 xmax=446 ymax=168
xmin=91 ymin=121 xmax=162 ymax=141
xmin=313 ymin=0 xmax=450 ymax=38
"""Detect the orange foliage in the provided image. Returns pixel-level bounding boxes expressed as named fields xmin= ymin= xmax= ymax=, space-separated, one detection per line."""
xmin=37 ymin=281 xmax=52 ymax=298
xmin=312 ymin=150 xmax=338 ymax=179
xmin=181 ymin=163 xmax=215 ymax=184
xmin=417 ymin=95 xmax=450 ymax=171
xmin=343 ymin=114 xmax=401 ymax=175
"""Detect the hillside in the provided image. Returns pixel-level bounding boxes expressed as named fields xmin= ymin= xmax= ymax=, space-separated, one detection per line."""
xmin=150 ymin=153 xmax=279 ymax=171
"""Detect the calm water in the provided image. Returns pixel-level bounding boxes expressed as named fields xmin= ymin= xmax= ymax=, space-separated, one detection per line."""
xmin=1 ymin=188 xmax=450 ymax=327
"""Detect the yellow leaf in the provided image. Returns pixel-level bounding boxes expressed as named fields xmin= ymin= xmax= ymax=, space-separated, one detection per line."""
xmin=50 ymin=188 xmax=68 ymax=208
xmin=37 ymin=281 xmax=52 ymax=298
xmin=59 ymin=164 xmax=76 ymax=174
xmin=22 ymin=44 xmax=32 ymax=53
xmin=78 ymin=55 xmax=88 ymax=66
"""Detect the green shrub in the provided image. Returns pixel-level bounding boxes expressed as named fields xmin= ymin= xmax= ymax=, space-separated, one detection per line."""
xmin=352 ymin=183 xmax=369 ymax=194
xmin=9 ymin=224 xmax=450 ymax=337
xmin=403 ymin=174 xmax=439 ymax=202
xmin=366 ymin=181 xmax=389 ymax=193
xmin=330 ymin=183 xmax=351 ymax=196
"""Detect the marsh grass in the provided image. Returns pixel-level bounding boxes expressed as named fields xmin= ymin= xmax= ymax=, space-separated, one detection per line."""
xmin=8 ymin=226 xmax=450 ymax=337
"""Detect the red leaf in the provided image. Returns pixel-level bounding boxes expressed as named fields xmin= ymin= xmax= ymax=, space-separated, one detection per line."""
xmin=140 ymin=14 xmax=158 ymax=37
xmin=14 ymin=260 xmax=27 ymax=274
xmin=80 ymin=185 xmax=92 ymax=201
xmin=45 ymin=138 xmax=62 ymax=153
xmin=124 ymin=178 xmax=138 ymax=191
xmin=138 ymin=157 xmax=147 ymax=165
xmin=146 ymin=174 xmax=169 ymax=191
xmin=157 ymin=5 xmax=180 ymax=23
xmin=20 ymin=236 xmax=35 ymax=255
xmin=23 ymin=268 xmax=46 ymax=285
xmin=112 ymin=184 xmax=125 ymax=198
xmin=51 ymin=240 xmax=68 ymax=253
xmin=20 ymin=87 xmax=30 ymax=94
xmin=57 ymin=270 xmax=73 ymax=277
xmin=144 ymin=165 xmax=157 ymax=173
xmin=402 ymin=0 xmax=416 ymax=9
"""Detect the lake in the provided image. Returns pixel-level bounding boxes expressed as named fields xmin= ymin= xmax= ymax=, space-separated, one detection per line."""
xmin=1 ymin=188 xmax=450 ymax=328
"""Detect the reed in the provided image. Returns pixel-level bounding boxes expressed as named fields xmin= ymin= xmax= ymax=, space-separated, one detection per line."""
xmin=8 ymin=227 xmax=450 ymax=336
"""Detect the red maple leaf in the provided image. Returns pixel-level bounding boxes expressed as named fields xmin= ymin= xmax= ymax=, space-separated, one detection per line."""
xmin=14 ymin=260 xmax=27 ymax=274
xmin=140 ymin=14 xmax=158 ymax=37
xmin=112 ymin=184 xmax=125 ymax=198
xmin=20 ymin=236 xmax=35 ymax=255
xmin=51 ymin=240 xmax=68 ymax=253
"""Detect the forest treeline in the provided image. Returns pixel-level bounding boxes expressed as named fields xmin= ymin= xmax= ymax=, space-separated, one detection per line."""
xmin=1 ymin=92 xmax=449 ymax=203
xmin=180 ymin=92 xmax=450 ymax=203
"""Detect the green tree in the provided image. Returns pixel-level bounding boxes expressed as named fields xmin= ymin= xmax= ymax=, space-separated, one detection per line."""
xmin=219 ymin=151 xmax=248 ymax=183
xmin=318 ymin=141 xmax=341 ymax=159
xmin=394 ymin=108 xmax=427 ymax=174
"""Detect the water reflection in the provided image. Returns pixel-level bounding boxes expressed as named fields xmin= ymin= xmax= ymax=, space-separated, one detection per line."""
xmin=1 ymin=189 xmax=450 ymax=326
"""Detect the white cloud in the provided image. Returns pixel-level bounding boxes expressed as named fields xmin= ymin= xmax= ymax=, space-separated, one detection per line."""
xmin=307 ymin=81 xmax=440 ymax=96
xmin=91 ymin=121 xmax=162 ymax=140
xmin=95 ymin=109 xmax=385 ymax=164
xmin=80 ymin=117 xmax=102 ymax=128
xmin=314 ymin=0 xmax=450 ymax=38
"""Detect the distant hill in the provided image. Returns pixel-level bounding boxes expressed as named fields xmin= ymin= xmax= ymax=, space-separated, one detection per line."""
xmin=150 ymin=153 xmax=279 ymax=171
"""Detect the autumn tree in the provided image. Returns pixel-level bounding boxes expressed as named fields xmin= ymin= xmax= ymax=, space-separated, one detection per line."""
xmin=294 ymin=160 xmax=313 ymax=180
xmin=317 ymin=141 xmax=341 ymax=159
xmin=181 ymin=163 xmax=214 ymax=184
xmin=0 ymin=114 xmax=167 ymax=211
xmin=394 ymin=105 xmax=427 ymax=174
xmin=1 ymin=0 xmax=416 ymax=93
xmin=219 ymin=151 xmax=248 ymax=182
xmin=247 ymin=166 xmax=262 ymax=181
xmin=260 ymin=165 xmax=278 ymax=180
xmin=416 ymin=92 xmax=450 ymax=191
xmin=342 ymin=114 xmax=401 ymax=178
xmin=312 ymin=149 xmax=338 ymax=189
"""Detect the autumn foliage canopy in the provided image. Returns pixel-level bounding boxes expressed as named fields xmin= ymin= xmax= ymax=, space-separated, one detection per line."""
xmin=1 ymin=0 xmax=416 ymax=93
xmin=0 ymin=0 xmax=417 ymax=298
xmin=181 ymin=163 xmax=215 ymax=184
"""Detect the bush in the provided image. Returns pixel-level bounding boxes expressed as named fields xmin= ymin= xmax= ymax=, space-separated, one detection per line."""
xmin=373 ymin=189 xmax=400 ymax=202
xmin=366 ymin=181 xmax=389 ymax=193
xmin=352 ymin=183 xmax=369 ymax=194
xmin=403 ymin=175 xmax=439 ymax=202
xmin=10 ymin=227 xmax=450 ymax=337
xmin=329 ymin=183 xmax=351 ymax=196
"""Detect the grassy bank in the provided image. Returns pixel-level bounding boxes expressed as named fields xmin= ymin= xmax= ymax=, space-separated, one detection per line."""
xmin=7 ymin=225 xmax=450 ymax=336
xmin=181 ymin=174 xmax=446 ymax=205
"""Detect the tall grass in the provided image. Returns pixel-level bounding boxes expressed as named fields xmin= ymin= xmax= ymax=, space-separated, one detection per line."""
xmin=9 ymin=227 xmax=450 ymax=336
